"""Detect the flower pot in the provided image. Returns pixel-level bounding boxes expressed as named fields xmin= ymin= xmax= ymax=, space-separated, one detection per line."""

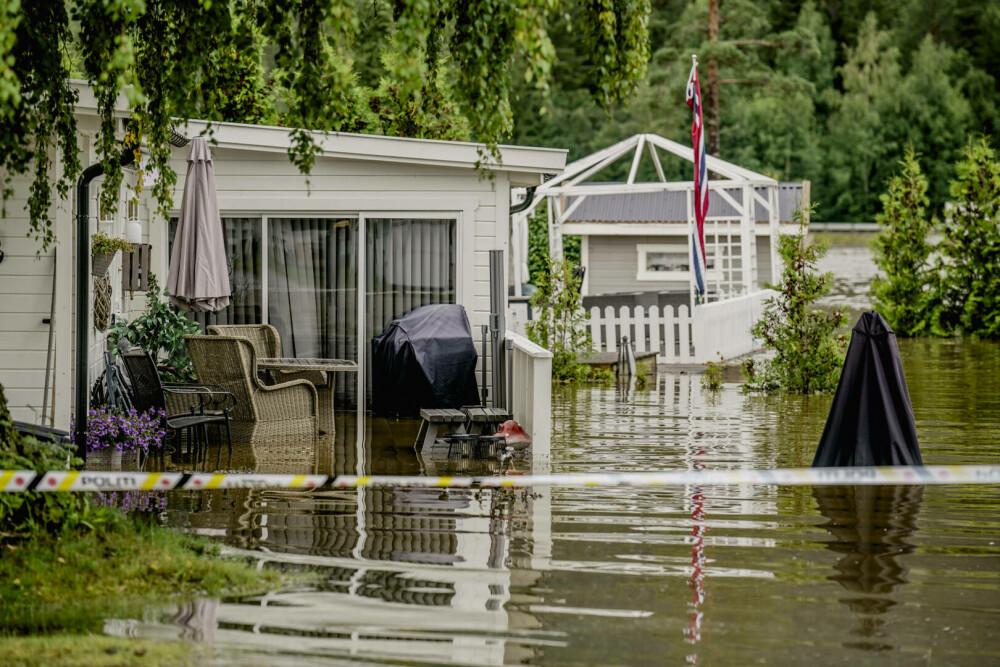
xmin=86 ymin=447 xmax=122 ymax=471
xmin=92 ymin=251 xmax=116 ymax=277
xmin=121 ymin=448 xmax=141 ymax=471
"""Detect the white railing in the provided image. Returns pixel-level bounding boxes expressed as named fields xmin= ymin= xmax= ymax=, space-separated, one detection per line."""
xmin=587 ymin=304 xmax=695 ymax=362
xmin=691 ymin=290 xmax=769 ymax=362
xmin=584 ymin=290 xmax=770 ymax=363
xmin=506 ymin=331 xmax=552 ymax=465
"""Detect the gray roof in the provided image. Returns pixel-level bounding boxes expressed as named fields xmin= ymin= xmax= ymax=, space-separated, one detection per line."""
xmin=564 ymin=182 xmax=804 ymax=224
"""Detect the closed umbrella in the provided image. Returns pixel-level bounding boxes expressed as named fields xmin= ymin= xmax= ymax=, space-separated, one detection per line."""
xmin=812 ymin=311 xmax=922 ymax=467
xmin=167 ymin=137 xmax=231 ymax=312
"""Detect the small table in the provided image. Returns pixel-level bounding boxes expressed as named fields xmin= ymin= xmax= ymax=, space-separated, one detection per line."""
xmin=257 ymin=358 xmax=358 ymax=435
xmin=258 ymin=358 xmax=358 ymax=374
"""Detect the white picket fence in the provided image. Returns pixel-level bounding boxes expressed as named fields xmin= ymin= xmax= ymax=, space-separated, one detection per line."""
xmin=588 ymin=304 xmax=696 ymax=362
xmin=586 ymin=291 xmax=769 ymax=363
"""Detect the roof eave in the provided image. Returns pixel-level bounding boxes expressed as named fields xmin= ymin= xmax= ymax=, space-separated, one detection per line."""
xmin=67 ymin=80 xmax=566 ymax=174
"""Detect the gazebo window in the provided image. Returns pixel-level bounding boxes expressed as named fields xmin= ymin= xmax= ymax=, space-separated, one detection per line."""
xmin=637 ymin=242 xmax=718 ymax=282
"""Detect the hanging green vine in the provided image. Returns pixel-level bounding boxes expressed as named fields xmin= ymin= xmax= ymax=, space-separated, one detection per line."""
xmin=76 ymin=0 xmax=143 ymax=219
xmin=580 ymin=0 xmax=651 ymax=108
xmin=2 ymin=0 xmax=652 ymax=254
xmin=1 ymin=0 xmax=81 ymax=251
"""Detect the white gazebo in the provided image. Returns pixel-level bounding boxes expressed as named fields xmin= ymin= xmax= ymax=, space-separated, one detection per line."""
xmin=510 ymin=133 xmax=803 ymax=363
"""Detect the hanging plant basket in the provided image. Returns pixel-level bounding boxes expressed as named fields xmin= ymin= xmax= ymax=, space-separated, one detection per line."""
xmin=121 ymin=448 xmax=141 ymax=471
xmin=92 ymin=251 xmax=117 ymax=278
xmin=86 ymin=447 xmax=122 ymax=471
xmin=94 ymin=273 xmax=112 ymax=332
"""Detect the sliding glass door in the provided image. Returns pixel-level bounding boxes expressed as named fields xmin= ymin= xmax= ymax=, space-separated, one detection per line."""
xmin=268 ymin=217 xmax=359 ymax=408
xmin=170 ymin=214 xmax=458 ymax=416
xmin=363 ymin=218 xmax=457 ymax=407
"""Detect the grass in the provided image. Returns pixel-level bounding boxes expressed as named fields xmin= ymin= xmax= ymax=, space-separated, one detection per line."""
xmin=0 ymin=636 xmax=210 ymax=667
xmin=0 ymin=519 xmax=282 ymax=636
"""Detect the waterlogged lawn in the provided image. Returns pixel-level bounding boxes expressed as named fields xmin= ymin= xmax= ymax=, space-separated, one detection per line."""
xmin=0 ymin=636 xmax=208 ymax=667
xmin=0 ymin=520 xmax=282 ymax=636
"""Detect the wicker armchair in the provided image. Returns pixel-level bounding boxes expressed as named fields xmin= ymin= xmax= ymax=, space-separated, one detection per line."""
xmin=206 ymin=324 xmax=335 ymax=435
xmin=185 ymin=335 xmax=318 ymax=442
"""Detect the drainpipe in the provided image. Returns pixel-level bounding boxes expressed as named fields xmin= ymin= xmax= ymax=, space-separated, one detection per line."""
xmin=74 ymin=145 xmax=138 ymax=457
xmin=509 ymin=186 xmax=537 ymax=215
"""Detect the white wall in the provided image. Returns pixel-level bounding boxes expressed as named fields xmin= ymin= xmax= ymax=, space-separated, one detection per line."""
xmin=0 ymin=169 xmax=59 ymax=424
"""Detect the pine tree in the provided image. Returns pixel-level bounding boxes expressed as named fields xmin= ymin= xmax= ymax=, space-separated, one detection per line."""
xmin=939 ymin=139 xmax=1000 ymax=337
xmin=744 ymin=204 xmax=848 ymax=394
xmin=871 ymin=150 xmax=937 ymax=336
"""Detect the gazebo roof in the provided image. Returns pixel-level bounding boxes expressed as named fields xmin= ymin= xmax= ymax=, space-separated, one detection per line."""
xmin=565 ymin=182 xmax=804 ymax=224
xmin=537 ymin=133 xmax=777 ymax=198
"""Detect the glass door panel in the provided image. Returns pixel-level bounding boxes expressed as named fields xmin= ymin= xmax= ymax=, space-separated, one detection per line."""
xmin=364 ymin=218 xmax=457 ymax=408
xmin=268 ymin=217 xmax=359 ymax=408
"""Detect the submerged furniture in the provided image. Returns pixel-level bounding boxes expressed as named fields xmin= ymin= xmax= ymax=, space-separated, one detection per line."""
xmin=255 ymin=357 xmax=357 ymax=437
xmin=206 ymin=324 xmax=345 ymax=435
xmin=120 ymin=348 xmax=234 ymax=469
xmin=414 ymin=406 xmax=510 ymax=452
xmin=185 ymin=335 xmax=318 ymax=443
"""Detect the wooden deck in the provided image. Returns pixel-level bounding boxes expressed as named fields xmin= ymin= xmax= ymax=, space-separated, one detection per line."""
xmin=578 ymin=350 xmax=658 ymax=374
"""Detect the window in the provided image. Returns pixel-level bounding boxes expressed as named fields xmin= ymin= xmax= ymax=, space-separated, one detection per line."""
xmin=636 ymin=241 xmax=721 ymax=282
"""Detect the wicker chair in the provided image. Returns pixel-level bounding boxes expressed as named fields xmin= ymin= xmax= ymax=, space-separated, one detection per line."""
xmin=120 ymin=348 xmax=234 ymax=469
xmin=184 ymin=335 xmax=318 ymax=444
xmin=206 ymin=324 xmax=335 ymax=435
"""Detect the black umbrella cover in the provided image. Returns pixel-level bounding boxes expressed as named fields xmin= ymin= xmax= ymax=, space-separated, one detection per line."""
xmin=812 ymin=311 xmax=923 ymax=467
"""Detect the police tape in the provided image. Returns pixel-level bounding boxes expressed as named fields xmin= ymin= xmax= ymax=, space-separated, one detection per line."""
xmin=1 ymin=465 xmax=999 ymax=493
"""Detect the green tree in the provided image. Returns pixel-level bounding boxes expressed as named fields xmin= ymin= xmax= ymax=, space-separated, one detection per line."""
xmin=526 ymin=258 xmax=594 ymax=383
xmin=820 ymin=13 xmax=901 ymax=221
xmin=938 ymin=138 xmax=1000 ymax=338
xmin=744 ymin=204 xmax=848 ymax=394
xmin=871 ymin=149 xmax=939 ymax=336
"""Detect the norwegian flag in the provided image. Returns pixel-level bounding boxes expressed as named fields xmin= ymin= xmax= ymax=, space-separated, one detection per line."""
xmin=686 ymin=58 xmax=709 ymax=298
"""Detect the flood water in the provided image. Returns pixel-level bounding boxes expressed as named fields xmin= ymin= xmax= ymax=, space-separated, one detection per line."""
xmin=118 ymin=235 xmax=998 ymax=664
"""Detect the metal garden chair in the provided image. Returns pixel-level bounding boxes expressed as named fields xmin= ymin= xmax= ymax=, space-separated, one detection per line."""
xmin=120 ymin=348 xmax=235 ymax=470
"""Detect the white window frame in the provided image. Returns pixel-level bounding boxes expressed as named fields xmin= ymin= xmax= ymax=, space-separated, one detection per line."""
xmin=636 ymin=242 xmax=693 ymax=281
xmin=636 ymin=241 xmax=722 ymax=283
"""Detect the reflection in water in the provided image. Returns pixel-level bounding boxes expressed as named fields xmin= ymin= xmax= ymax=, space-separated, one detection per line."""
xmin=124 ymin=232 xmax=1000 ymax=667
xmin=813 ymin=485 xmax=924 ymax=652
xmin=684 ymin=444 xmax=707 ymax=662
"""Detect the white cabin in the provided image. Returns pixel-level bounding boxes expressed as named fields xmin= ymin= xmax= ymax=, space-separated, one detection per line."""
xmin=0 ymin=82 xmax=562 ymax=454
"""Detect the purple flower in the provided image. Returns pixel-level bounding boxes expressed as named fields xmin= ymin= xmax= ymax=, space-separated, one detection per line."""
xmin=71 ymin=407 xmax=168 ymax=454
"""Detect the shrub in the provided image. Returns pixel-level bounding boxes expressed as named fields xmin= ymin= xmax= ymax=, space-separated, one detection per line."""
xmin=702 ymin=361 xmax=724 ymax=391
xmin=0 ymin=385 xmax=121 ymax=538
xmin=744 ymin=204 xmax=848 ymax=394
xmin=526 ymin=257 xmax=601 ymax=384
xmin=108 ymin=273 xmax=201 ymax=382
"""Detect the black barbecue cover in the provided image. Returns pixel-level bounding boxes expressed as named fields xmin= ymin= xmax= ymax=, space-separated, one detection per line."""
xmin=812 ymin=311 xmax=922 ymax=467
xmin=372 ymin=304 xmax=480 ymax=418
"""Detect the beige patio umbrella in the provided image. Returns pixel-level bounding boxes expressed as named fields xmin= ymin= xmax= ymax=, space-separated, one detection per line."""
xmin=167 ymin=137 xmax=231 ymax=312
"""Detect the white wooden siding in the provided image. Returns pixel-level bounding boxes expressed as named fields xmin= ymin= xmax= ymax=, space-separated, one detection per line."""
xmin=0 ymin=171 xmax=58 ymax=423
xmin=587 ymin=235 xmax=689 ymax=294
xmin=2 ymin=119 xmax=555 ymax=431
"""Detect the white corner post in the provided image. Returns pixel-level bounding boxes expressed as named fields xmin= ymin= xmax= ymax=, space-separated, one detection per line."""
xmin=740 ymin=184 xmax=753 ymax=295
xmin=687 ymin=184 xmax=696 ymax=311
xmin=768 ymin=185 xmax=780 ymax=284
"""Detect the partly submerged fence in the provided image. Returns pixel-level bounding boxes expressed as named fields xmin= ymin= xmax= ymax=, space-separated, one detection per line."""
xmin=506 ymin=331 xmax=552 ymax=454
xmin=585 ymin=290 xmax=769 ymax=364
